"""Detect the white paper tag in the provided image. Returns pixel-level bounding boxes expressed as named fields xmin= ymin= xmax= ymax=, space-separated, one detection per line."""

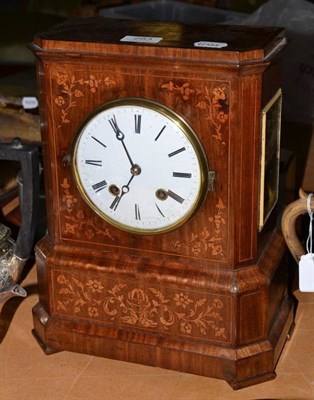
xmin=194 ymin=41 xmax=228 ymax=49
xmin=120 ymin=35 xmax=163 ymax=44
xmin=22 ymin=96 xmax=38 ymax=110
xmin=299 ymin=253 xmax=314 ymax=292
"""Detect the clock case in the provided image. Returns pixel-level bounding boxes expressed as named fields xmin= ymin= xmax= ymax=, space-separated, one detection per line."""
xmin=31 ymin=18 xmax=294 ymax=390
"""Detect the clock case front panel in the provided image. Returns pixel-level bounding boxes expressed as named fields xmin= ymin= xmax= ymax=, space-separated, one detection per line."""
xmin=31 ymin=18 xmax=294 ymax=389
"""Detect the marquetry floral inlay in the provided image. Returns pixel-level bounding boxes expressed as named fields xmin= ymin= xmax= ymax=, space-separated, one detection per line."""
xmin=55 ymin=273 xmax=228 ymax=340
xmin=61 ymin=178 xmax=114 ymax=240
xmin=173 ymin=198 xmax=226 ymax=257
xmin=161 ymin=81 xmax=195 ymax=101
xmin=53 ymin=72 xmax=117 ymax=126
xmin=162 ymin=81 xmax=229 ymax=145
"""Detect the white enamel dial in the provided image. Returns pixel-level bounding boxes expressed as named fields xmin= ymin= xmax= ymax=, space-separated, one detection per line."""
xmin=72 ymin=98 xmax=208 ymax=234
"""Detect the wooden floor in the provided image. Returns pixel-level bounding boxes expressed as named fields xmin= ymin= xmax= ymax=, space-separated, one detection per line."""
xmin=0 ymin=265 xmax=313 ymax=400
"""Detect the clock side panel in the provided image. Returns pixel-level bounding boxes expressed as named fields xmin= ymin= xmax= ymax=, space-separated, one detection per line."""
xmin=231 ymin=62 xmax=284 ymax=267
xmin=233 ymin=75 xmax=261 ymax=265
xmin=35 ymin=60 xmax=60 ymax=240
xmin=41 ymin=60 xmax=233 ymax=266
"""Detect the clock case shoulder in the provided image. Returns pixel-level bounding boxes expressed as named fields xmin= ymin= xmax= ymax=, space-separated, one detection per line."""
xmin=30 ymin=17 xmax=286 ymax=268
xmin=31 ymin=18 xmax=285 ymax=268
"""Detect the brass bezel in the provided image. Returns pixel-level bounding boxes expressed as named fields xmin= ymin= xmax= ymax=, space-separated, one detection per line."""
xmin=258 ymin=89 xmax=282 ymax=231
xmin=72 ymin=98 xmax=209 ymax=235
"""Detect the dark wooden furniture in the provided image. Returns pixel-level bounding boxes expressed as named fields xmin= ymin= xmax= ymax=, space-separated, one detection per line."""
xmin=31 ymin=18 xmax=294 ymax=389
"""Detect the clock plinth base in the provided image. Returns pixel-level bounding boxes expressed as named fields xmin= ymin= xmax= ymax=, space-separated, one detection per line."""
xmin=32 ymin=298 xmax=294 ymax=390
xmin=32 ymin=231 xmax=295 ymax=390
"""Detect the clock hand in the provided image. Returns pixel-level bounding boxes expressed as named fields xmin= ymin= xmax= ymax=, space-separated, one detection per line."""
xmin=109 ymin=115 xmax=135 ymax=168
xmin=110 ymin=174 xmax=135 ymax=211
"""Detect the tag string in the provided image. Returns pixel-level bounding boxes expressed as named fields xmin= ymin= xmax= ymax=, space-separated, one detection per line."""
xmin=306 ymin=193 xmax=313 ymax=254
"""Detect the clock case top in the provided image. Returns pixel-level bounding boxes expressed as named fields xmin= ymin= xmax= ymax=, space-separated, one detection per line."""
xmin=33 ymin=17 xmax=285 ymax=64
xmin=31 ymin=17 xmax=286 ymax=270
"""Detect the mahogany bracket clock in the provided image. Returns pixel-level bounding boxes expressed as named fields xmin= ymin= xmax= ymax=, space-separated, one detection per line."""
xmin=30 ymin=18 xmax=294 ymax=390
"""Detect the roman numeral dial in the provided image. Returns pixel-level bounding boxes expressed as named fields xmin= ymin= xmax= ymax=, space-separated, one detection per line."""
xmin=173 ymin=172 xmax=192 ymax=178
xmin=92 ymin=180 xmax=107 ymax=192
xmin=168 ymin=147 xmax=186 ymax=158
xmin=72 ymin=99 xmax=209 ymax=234
xmin=134 ymin=115 xmax=141 ymax=133
xmin=85 ymin=160 xmax=102 ymax=167
xmin=92 ymin=136 xmax=106 ymax=148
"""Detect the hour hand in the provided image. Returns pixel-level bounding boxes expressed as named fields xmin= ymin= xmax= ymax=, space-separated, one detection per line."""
xmin=109 ymin=175 xmax=135 ymax=211
xmin=110 ymin=195 xmax=120 ymax=211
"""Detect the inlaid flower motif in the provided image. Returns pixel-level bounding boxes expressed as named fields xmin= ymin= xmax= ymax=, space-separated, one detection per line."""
xmin=104 ymin=76 xmax=117 ymax=86
xmin=60 ymin=178 xmax=115 ymax=241
xmin=53 ymin=71 xmax=116 ymax=126
xmin=214 ymin=298 xmax=224 ymax=309
xmin=74 ymin=89 xmax=83 ymax=98
xmin=216 ymin=111 xmax=228 ymax=123
xmin=162 ymin=81 xmax=174 ymax=91
xmin=196 ymin=100 xmax=207 ymax=110
xmin=161 ymin=80 xmax=229 ymax=145
xmin=180 ymin=322 xmax=192 ymax=334
xmin=180 ymin=82 xmax=194 ymax=100
xmin=191 ymin=241 xmax=202 ymax=255
xmin=62 ymin=193 xmax=78 ymax=211
xmin=87 ymin=74 xmax=99 ymax=93
xmin=56 ymin=74 xmax=67 ymax=86
xmin=212 ymin=87 xmax=226 ymax=102
xmin=211 ymin=245 xmax=223 ymax=256
xmin=57 ymin=274 xmax=68 ymax=285
xmin=55 ymin=96 xmax=65 ymax=106
xmin=173 ymin=198 xmax=226 ymax=258
xmin=86 ymin=279 xmax=104 ymax=293
xmin=64 ymin=223 xmax=76 ymax=234
xmin=161 ymin=81 xmax=194 ymax=100
xmin=208 ymin=198 xmax=226 ymax=230
xmin=174 ymin=292 xmax=193 ymax=309
xmin=88 ymin=306 xmax=99 ymax=318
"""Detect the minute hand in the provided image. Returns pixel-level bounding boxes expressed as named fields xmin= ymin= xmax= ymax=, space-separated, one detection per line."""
xmin=109 ymin=115 xmax=135 ymax=168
